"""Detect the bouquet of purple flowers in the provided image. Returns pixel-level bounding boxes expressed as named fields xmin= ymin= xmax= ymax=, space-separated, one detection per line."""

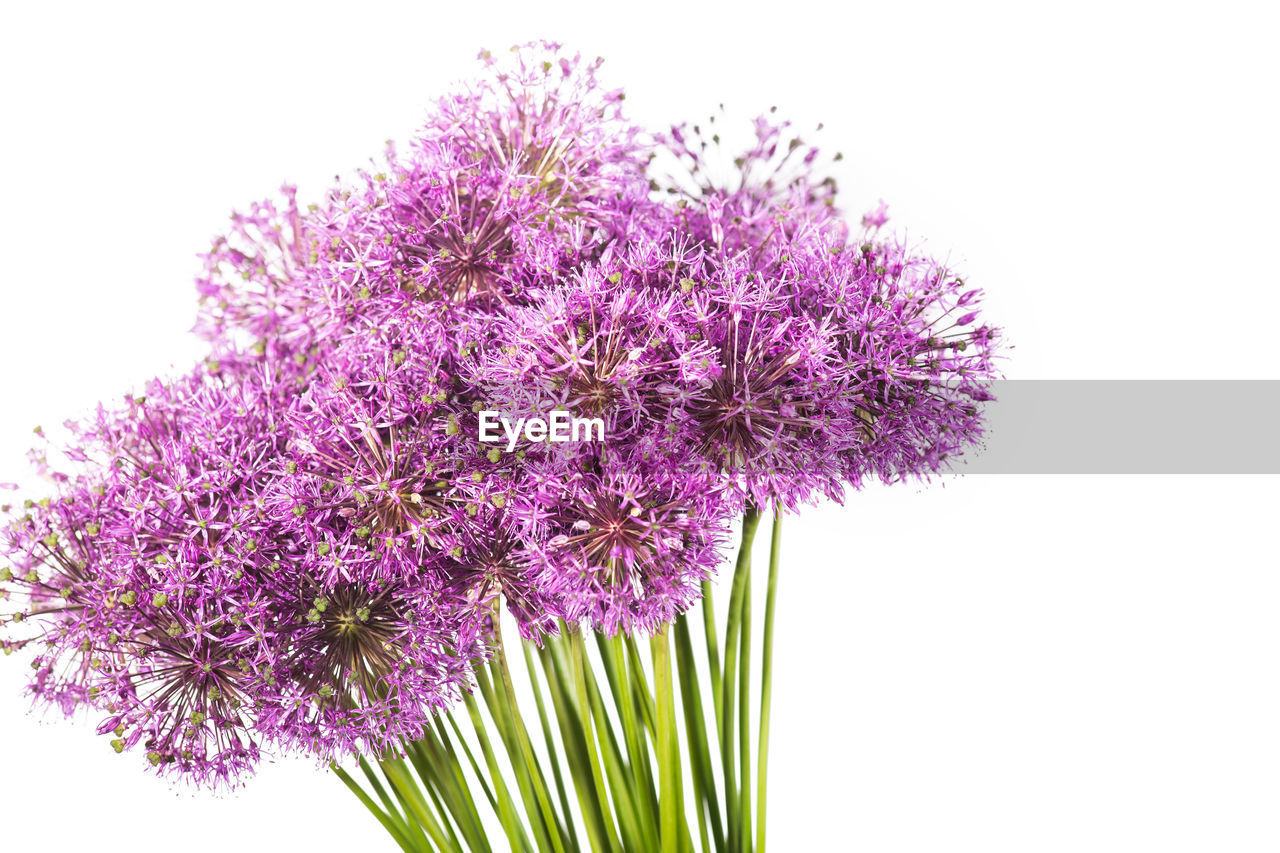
xmin=0 ymin=42 xmax=999 ymax=852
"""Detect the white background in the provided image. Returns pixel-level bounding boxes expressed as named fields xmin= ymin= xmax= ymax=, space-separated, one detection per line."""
xmin=1 ymin=1 xmax=1277 ymax=850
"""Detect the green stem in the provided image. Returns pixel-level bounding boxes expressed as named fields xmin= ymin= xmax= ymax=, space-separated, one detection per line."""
xmin=623 ymin=634 xmax=658 ymax=737
xmin=463 ymin=687 xmax=533 ymax=852
xmin=757 ymin=511 xmax=782 ymax=853
xmin=567 ymin=628 xmax=624 ymax=852
xmin=382 ymin=756 xmax=454 ymax=851
xmin=700 ymin=579 xmax=723 ymax=734
xmin=423 ymin=777 xmax=464 ymax=850
xmin=523 ymin=641 xmax=581 ymax=852
xmin=446 ymin=711 xmax=499 ymax=814
xmin=651 ymin=624 xmax=682 ymax=853
xmin=407 ymin=735 xmax=491 ymax=853
xmin=721 ymin=507 xmax=760 ymax=851
xmin=492 ymin=622 xmax=570 ymax=853
xmin=738 ymin=566 xmax=752 ymax=849
xmin=674 ymin=613 xmax=725 ymax=853
xmin=358 ymin=755 xmax=412 ymax=835
xmin=600 ymin=634 xmax=660 ymax=838
xmin=535 ymin=640 xmax=615 ymax=853
xmin=582 ymin=652 xmax=651 ymax=852
xmin=479 ymin=660 xmax=558 ymax=853
xmin=332 ymin=763 xmax=419 ymax=852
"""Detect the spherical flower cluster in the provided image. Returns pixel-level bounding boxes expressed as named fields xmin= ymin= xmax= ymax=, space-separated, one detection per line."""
xmin=1 ymin=42 xmax=999 ymax=785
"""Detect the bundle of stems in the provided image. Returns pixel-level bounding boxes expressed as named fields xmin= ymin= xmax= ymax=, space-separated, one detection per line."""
xmin=335 ymin=508 xmax=782 ymax=852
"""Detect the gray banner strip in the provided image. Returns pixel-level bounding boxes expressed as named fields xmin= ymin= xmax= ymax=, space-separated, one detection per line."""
xmin=963 ymin=381 xmax=1280 ymax=474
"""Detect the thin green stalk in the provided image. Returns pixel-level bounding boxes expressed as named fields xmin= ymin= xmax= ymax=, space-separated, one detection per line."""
xmin=477 ymin=659 xmax=559 ymax=853
xmin=599 ymin=633 xmax=659 ymax=833
xmin=623 ymin=634 xmax=658 ymax=737
xmin=523 ymin=641 xmax=581 ymax=852
xmin=424 ymin=778 xmax=464 ymax=851
xmin=738 ymin=569 xmax=752 ymax=849
xmin=407 ymin=736 xmax=491 ymax=853
xmin=675 ymin=613 xmax=725 ymax=853
xmin=536 ymin=640 xmax=616 ymax=853
xmin=651 ymin=625 xmax=682 ymax=853
xmin=446 ymin=711 xmax=499 ymax=814
xmin=575 ymin=634 xmax=650 ymax=851
xmin=358 ymin=755 xmax=412 ymax=833
xmin=721 ymin=507 xmax=761 ymax=851
xmin=491 ymin=625 xmax=570 ymax=853
xmin=369 ymin=760 xmax=435 ymax=852
xmin=700 ymin=579 xmax=723 ymax=730
xmin=757 ymin=511 xmax=782 ymax=853
xmin=382 ymin=757 xmax=454 ymax=851
xmin=568 ymin=627 xmax=625 ymax=853
xmin=332 ymin=763 xmax=419 ymax=853
xmin=462 ymin=687 xmax=534 ymax=853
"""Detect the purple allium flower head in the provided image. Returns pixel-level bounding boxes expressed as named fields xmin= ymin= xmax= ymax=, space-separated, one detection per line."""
xmin=1 ymin=368 xmax=285 ymax=784
xmin=791 ymin=238 xmax=1001 ymax=485
xmin=250 ymin=566 xmax=473 ymax=763
xmin=435 ymin=42 xmax=650 ymax=228
xmin=531 ymin=459 xmax=729 ymax=636
xmin=659 ymin=108 xmax=844 ymax=264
